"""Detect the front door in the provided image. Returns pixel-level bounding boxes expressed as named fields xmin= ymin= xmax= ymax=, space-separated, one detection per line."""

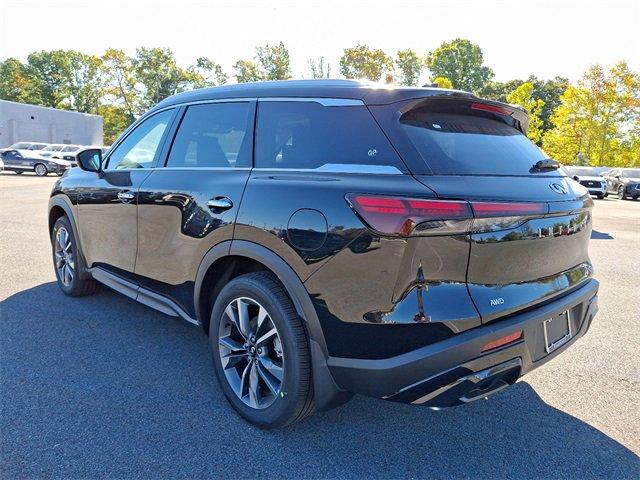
xmin=134 ymin=101 xmax=255 ymax=316
xmin=76 ymin=108 xmax=176 ymax=275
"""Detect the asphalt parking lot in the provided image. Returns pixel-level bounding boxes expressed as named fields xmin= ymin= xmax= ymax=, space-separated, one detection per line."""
xmin=1 ymin=171 xmax=639 ymax=479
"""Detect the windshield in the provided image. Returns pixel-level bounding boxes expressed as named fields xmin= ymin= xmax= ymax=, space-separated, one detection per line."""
xmin=400 ymin=110 xmax=552 ymax=176
xmin=10 ymin=143 xmax=30 ymax=149
xmin=622 ymin=169 xmax=640 ymax=177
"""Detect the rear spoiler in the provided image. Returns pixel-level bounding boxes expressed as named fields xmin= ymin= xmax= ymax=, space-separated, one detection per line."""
xmin=363 ymin=88 xmax=530 ymax=135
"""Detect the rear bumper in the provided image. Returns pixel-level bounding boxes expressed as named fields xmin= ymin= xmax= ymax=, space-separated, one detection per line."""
xmin=327 ymin=279 xmax=599 ymax=406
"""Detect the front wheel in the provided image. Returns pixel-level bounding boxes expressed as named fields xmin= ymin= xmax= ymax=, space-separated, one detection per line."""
xmin=52 ymin=216 xmax=99 ymax=296
xmin=34 ymin=163 xmax=48 ymax=176
xmin=210 ymin=272 xmax=314 ymax=429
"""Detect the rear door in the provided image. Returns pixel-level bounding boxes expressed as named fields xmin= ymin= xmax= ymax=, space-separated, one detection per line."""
xmin=371 ymin=98 xmax=594 ymax=323
xmin=134 ymin=100 xmax=255 ymax=316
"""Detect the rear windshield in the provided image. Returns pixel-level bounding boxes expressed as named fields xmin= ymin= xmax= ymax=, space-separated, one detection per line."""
xmin=401 ymin=109 xmax=551 ymax=176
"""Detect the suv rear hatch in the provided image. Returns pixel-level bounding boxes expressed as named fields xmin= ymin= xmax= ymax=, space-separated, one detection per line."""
xmin=369 ymin=97 xmax=594 ymax=323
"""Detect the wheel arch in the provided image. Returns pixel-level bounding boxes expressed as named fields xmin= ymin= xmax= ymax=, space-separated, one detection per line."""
xmin=48 ymin=195 xmax=91 ymax=280
xmin=194 ymin=240 xmax=349 ymax=411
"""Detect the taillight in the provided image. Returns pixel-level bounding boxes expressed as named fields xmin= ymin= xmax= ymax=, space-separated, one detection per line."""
xmin=470 ymin=201 xmax=548 ymax=233
xmin=470 ymin=102 xmax=513 ymax=116
xmin=347 ymin=195 xmax=550 ymax=237
xmin=347 ymin=194 xmax=472 ymax=236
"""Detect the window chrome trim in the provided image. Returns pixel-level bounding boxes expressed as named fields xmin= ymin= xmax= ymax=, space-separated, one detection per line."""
xmin=252 ymin=164 xmax=403 ymax=175
xmin=258 ymin=97 xmax=364 ymax=107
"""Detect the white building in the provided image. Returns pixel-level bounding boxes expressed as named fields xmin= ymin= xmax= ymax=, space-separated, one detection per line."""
xmin=0 ymin=100 xmax=103 ymax=148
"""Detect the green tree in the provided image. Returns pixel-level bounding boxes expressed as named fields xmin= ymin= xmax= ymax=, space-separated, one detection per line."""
xmin=426 ymin=39 xmax=494 ymax=93
xmin=67 ymin=52 xmax=107 ymax=114
xmin=102 ymin=48 xmax=139 ymax=120
xmin=233 ymin=60 xmax=263 ymax=83
xmin=25 ymin=50 xmax=74 ymax=108
xmin=543 ymin=62 xmax=640 ymax=166
xmin=308 ymin=57 xmax=331 ymax=79
xmin=395 ymin=49 xmax=423 ymax=86
xmin=506 ymin=82 xmax=545 ymax=144
xmin=187 ymin=57 xmax=228 ymax=88
xmin=0 ymin=58 xmax=35 ymax=103
xmin=339 ymin=44 xmax=393 ymax=82
xmin=256 ymin=42 xmax=291 ymax=80
xmin=133 ymin=47 xmax=190 ymax=110
xmin=98 ymin=105 xmax=133 ymax=145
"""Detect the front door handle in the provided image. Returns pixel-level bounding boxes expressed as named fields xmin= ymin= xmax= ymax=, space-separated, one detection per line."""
xmin=207 ymin=197 xmax=233 ymax=211
xmin=117 ymin=191 xmax=135 ymax=201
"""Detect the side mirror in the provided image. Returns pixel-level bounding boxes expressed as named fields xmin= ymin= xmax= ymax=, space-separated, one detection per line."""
xmin=77 ymin=148 xmax=102 ymax=172
xmin=572 ymin=175 xmax=580 ymax=182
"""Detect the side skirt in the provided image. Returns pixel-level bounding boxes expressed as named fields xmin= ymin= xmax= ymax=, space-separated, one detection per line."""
xmin=90 ymin=267 xmax=200 ymax=326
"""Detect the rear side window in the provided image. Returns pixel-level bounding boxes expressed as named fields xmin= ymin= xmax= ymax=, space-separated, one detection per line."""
xmin=401 ymin=108 xmax=548 ymax=176
xmin=166 ymin=102 xmax=252 ymax=168
xmin=255 ymin=101 xmax=405 ymax=172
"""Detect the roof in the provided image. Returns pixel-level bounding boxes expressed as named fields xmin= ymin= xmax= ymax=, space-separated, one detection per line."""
xmin=155 ymin=79 xmax=478 ymax=108
xmin=152 ymin=79 xmax=529 ymax=132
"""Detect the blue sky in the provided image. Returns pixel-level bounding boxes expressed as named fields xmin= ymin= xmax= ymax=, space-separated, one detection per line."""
xmin=1 ymin=0 xmax=638 ymax=83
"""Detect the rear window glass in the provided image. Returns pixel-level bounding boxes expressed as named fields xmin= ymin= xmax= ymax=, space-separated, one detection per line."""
xmin=401 ymin=109 xmax=549 ymax=175
xmin=256 ymin=102 xmax=406 ymax=173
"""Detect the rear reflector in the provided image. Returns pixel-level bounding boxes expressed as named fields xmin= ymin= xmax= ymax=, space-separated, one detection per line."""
xmin=470 ymin=102 xmax=513 ymax=116
xmin=481 ymin=331 xmax=523 ymax=352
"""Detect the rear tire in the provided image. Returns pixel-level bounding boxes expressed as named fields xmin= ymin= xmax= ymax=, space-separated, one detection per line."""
xmin=34 ymin=163 xmax=48 ymax=176
xmin=210 ymin=271 xmax=314 ymax=429
xmin=52 ymin=216 xmax=99 ymax=296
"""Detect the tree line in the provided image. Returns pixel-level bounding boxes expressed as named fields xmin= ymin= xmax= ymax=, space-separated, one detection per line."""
xmin=0 ymin=39 xmax=638 ymax=167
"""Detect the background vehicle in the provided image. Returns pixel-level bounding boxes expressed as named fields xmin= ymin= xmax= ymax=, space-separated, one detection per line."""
xmin=603 ymin=168 xmax=640 ymax=199
xmin=49 ymin=80 xmax=599 ymax=428
xmin=39 ymin=144 xmax=68 ymax=157
xmin=565 ymin=166 xmax=607 ymax=198
xmin=1 ymin=149 xmax=70 ymax=176
xmin=6 ymin=141 xmax=49 ymax=151
xmin=0 ymin=157 xmax=4 ymax=172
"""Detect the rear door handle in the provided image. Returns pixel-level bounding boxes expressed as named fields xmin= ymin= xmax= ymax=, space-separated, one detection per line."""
xmin=117 ymin=191 xmax=135 ymax=201
xmin=207 ymin=197 xmax=233 ymax=211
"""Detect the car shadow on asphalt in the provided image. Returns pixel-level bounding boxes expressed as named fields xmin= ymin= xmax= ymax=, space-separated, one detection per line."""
xmin=591 ymin=229 xmax=614 ymax=239
xmin=1 ymin=282 xmax=637 ymax=479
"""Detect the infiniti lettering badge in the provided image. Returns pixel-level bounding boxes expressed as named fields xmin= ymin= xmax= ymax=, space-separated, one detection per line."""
xmin=550 ymin=183 xmax=568 ymax=195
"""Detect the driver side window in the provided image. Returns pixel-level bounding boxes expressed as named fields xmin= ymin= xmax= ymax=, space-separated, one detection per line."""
xmin=106 ymin=109 xmax=174 ymax=170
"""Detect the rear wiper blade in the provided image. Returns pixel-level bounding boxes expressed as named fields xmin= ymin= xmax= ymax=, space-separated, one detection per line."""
xmin=531 ymin=158 xmax=560 ymax=171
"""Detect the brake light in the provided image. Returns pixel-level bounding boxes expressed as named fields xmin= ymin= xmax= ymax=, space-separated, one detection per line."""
xmin=482 ymin=331 xmax=523 ymax=352
xmin=347 ymin=195 xmax=549 ymax=236
xmin=471 ymin=201 xmax=547 ymax=218
xmin=348 ymin=195 xmax=472 ymax=236
xmin=470 ymin=102 xmax=513 ymax=116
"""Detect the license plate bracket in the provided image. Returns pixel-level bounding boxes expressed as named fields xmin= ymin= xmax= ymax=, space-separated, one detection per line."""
xmin=543 ymin=311 xmax=572 ymax=354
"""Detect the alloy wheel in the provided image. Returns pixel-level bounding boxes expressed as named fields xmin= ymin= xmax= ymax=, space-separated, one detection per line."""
xmin=218 ymin=297 xmax=284 ymax=409
xmin=618 ymin=186 xmax=625 ymax=199
xmin=35 ymin=164 xmax=47 ymax=176
xmin=54 ymin=227 xmax=74 ymax=286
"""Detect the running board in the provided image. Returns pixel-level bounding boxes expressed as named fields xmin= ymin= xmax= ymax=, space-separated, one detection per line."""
xmin=89 ymin=267 xmax=199 ymax=326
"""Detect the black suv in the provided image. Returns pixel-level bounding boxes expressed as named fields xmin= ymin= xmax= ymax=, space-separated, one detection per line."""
xmin=49 ymin=80 xmax=599 ymax=428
